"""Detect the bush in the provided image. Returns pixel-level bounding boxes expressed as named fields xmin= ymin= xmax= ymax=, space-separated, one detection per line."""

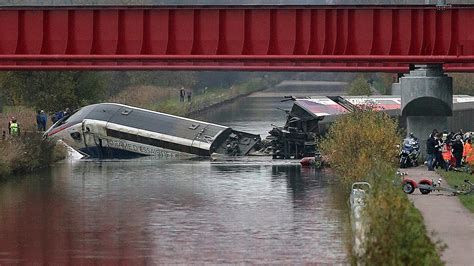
xmin=320 ymin=108 xmax=444 ymax=264
xmin=0 ymin=133 xmax=66 ymax=179
xmin=362 ymin=182 xmax=445 ymax=265
xmin=452 ymin=73 xmax=474 ymax=95
xmin=0 ymin=71 xmax=106 ymax=112
xmin=348 ymin=77 xmax=373 ymax=96
xmin=320 ymin=107 xmax=400 ymax=185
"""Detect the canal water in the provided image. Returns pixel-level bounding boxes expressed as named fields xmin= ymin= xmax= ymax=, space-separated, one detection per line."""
xmin=0 ymin=84 xmax=348 ymax=264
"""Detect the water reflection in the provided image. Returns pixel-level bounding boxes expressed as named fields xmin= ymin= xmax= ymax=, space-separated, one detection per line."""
xmin=0 ymin=159 xmax=346 ymax=264
xmin=0 ymin=86 xmax=347 ymax=263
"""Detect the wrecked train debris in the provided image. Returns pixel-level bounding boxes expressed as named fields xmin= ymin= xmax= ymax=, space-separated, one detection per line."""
xmin=267 ymin=95 xmax=402 ymax=159
xmin=46 ymin=103 xmax=261 ymax=158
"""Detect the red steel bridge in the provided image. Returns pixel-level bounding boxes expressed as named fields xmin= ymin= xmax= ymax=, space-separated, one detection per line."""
xmin=2 ymin=4 xmax=474 ymax=72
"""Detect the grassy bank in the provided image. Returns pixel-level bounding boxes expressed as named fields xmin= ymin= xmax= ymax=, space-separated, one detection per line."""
xmin=0 ymin=134 xmax=67 ymax=181
xmin=110 ymin=78 xmax=269 ymax=117
xmin=151 ymin=79 xmax=268 ymax=116
xmin=320 ymin=108 xmax=444 ymax=264
xmin=437 ymin=170 xmax=474 ymax=212
xmin=0 ymin=108 xmax=66 ymax=180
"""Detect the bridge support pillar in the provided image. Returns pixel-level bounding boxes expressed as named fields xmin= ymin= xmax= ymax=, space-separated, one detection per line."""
xmin=400 ymin=64 xmax=453 ymax=158
xmin=391 ymin=82 xmax=401 ymax=95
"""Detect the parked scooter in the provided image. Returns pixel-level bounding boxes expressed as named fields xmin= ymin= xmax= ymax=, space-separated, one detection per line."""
xmin=399 ymin=136 xmax=420 ymax=168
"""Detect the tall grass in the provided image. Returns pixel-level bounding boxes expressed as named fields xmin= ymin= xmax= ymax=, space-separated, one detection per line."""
xmin=107 ymin=78 xmax=268 ymax=117
xmin=0 ymin=106 xmax=66 ymax=180
xmin=0 ymin=133 xmax=66 ymax=180
xmin=151 ymin=79 xmax=268 ymax=116
xmin=0 ymin=106 xmax=38 ymax=134
xmin=108 ymin=85 xmax=173 ymax=107
xmin=320 ymin=108 xmax=444 ymax=265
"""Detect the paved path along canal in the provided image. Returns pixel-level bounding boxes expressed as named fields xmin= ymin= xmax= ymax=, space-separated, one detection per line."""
xmin=404 ymin=166 xmax=474 ymax=266
xmin=0 ymin=84 xmax=348 ymax=264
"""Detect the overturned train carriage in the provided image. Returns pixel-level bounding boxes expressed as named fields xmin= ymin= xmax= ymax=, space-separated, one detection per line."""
xmin=46 ymin=103 xmax=260 ymax=158
xmin=270 ymin=95 xmax=474 ymax=159
xmin=269 ymin=96 xmax=405 ymax=159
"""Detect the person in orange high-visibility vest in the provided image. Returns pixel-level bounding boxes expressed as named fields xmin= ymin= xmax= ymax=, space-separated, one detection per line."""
xmin=463 ymin=139 xmax=473 ymax=164
xmin=442 ymin=143 xmax=453 ymax=170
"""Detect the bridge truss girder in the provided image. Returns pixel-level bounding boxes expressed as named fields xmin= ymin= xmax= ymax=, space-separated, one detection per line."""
xmin=2 ymin=7 xmax=474 ymax=71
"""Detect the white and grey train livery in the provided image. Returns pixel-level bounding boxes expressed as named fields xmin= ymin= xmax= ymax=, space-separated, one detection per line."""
xmin=46 ymin=103 xmax=261 ymax=158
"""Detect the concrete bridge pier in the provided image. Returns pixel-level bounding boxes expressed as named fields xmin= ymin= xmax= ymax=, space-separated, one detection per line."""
xmin=399 ymin=64 xmax=453 ymax=157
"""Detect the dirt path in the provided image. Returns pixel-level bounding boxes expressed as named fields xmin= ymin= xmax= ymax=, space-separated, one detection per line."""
xmin=403 ymin=166 xmax=474 ymax=265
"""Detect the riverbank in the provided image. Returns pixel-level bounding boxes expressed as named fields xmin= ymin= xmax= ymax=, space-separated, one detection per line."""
xmin=437 ymin=170 xmax=474 ymax=212
xmin=152 ymin=78 xmax=269 ymax=117
xmin=404 ymin=166 xmax=474 ymax=265
xmin=110 ymin=78 xmax=270 ymax=117
xmin=0 ymin=133 xmax=66 ymax=181
xmin=0 ymin=107 xmax=67 ymax=180
xmin=320 ymin=108 xmax=443 ymax=264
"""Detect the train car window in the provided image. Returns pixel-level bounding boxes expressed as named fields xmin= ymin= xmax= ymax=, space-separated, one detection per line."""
xmin=70 ymin=132 xmax=81 ymax=141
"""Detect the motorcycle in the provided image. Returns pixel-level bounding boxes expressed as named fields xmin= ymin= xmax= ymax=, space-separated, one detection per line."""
xmin=399 ymin=137 xmax=420 ymax=168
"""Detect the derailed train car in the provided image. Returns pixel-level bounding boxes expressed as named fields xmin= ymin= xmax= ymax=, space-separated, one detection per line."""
xmin=269 ymin=95 xmax=474 ymax=159
xmin=46 ymin=103 xmax=260 ymax=158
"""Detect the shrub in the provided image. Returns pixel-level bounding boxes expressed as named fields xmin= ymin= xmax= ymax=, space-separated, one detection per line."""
xmin=452 ymin=73 xmax=474 ymax=95
xmin=361 ymin=182 xmax=445 ymax=265
xmin=0 ymin=133 xmax=66 ymax=179
xmin=348 ymin=77 xmax=373 ymax=96
xmin=320 ymin=108 xmax=444 ymax=264
xmin=320 ymin=107 xmax=400 ymax=185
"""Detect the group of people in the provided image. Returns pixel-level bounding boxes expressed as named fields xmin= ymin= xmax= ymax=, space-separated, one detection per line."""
xmin=51 ymin=108 xmax=71 ymax=124
xmin=2 ymin=108 xmax=71 ymax=139
xmin=179 ymin=88 xmax=192 ymax=103
xmin=426 ymin=129 xmax=473 ymax=171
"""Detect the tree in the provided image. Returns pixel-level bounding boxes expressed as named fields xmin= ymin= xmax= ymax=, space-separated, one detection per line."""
xmin=348 ymin=76 xmax=373 ymax=96
xmin=451 ymin=73 xmax=474 ymax=95
xmin=0 ymin=71 xmax=106 ymax=112
xmin=320 ymin=107 xmax=400 ymax=184
xmin=128 ymin=71 xmax=197 ymax=88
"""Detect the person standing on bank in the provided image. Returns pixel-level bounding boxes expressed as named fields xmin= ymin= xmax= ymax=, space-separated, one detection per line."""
xmin=179 ymin=87 xmax=185 ymax=102
xmin=426 ymin=132 xmax=438 ymax=171
xmin=434 ymin=132 xmax=445 ymax=170
xmin=36 ymin=110 xmax=42 ymax=131
xmin=452 ymin=135 xmax=464 ymax=167
xmin=187 ymin=90 xmax=192 ymax=102
xmin=7 ymin=117 xmax=13 ymax=135
xmin=9 ymin=118 xmax=19 ymax=136
xmin=39 ymin=110 xmax=47 ymax=131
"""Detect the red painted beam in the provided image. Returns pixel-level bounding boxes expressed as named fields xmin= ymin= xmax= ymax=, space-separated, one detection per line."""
xmin=0 ymin=7 xmax=474 ymax=72
xmin=2 ymin=54 xmax=474 ymax=64
xmin=0 ymin=64 xmax=409 ymax=72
